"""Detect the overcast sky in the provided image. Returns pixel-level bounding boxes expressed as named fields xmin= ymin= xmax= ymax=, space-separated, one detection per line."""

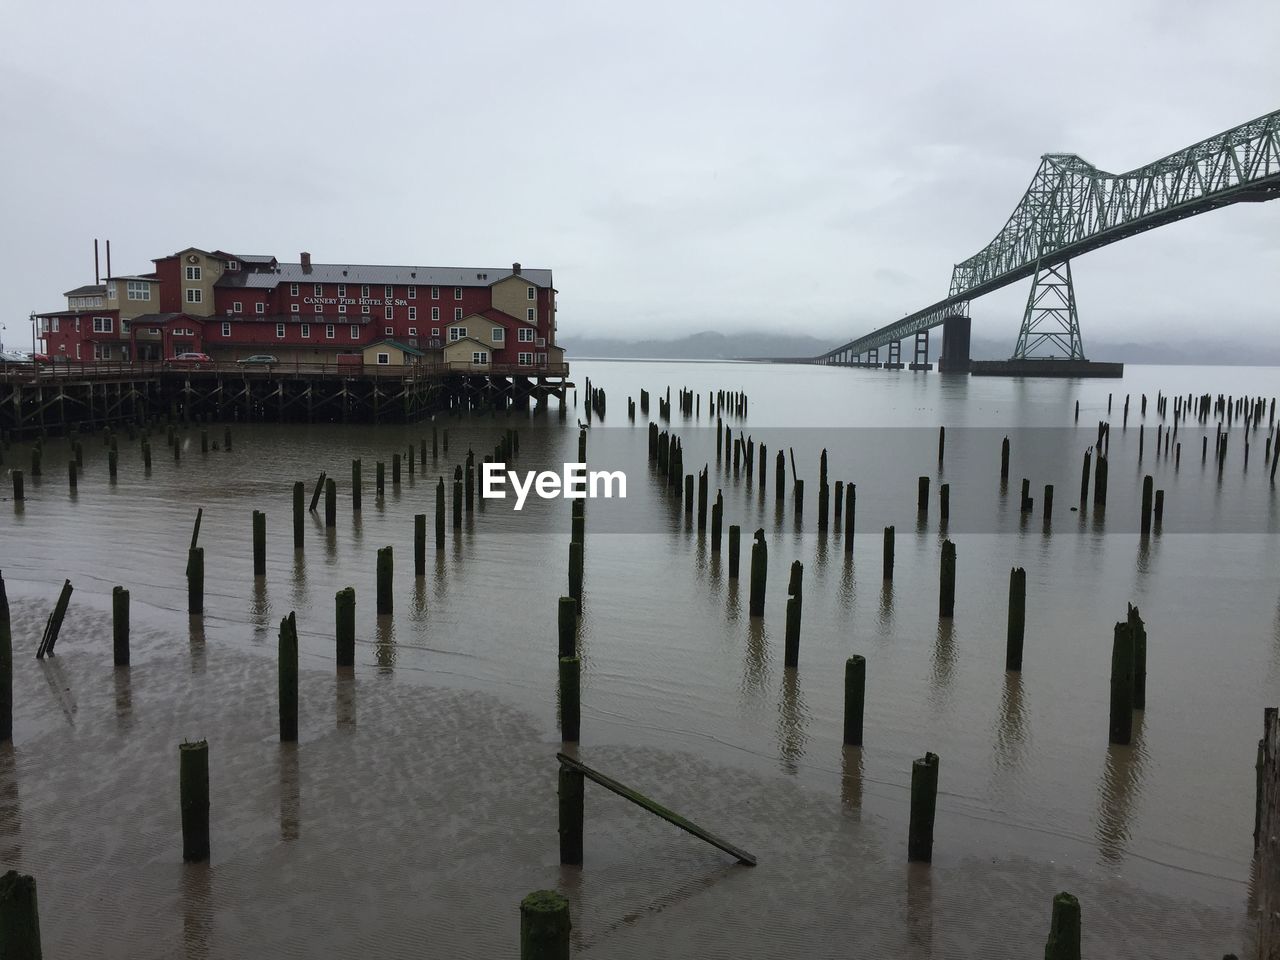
xmin=2 ymin=0 xmax=1277 ymax=353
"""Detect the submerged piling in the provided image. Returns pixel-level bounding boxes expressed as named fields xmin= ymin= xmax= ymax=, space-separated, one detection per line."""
xmin=376 ymin=546 xmax=393 ymax=615
xmin=187 ymin=548 xmax=204 ymax=615
xmin=278 ymin=612 xmax=298 ymax=742
xmin=0 ymin=870 xmax=42 ymax=959
xmin=293 ymin=481 xmax=305 ymax=549
xmin=939 ymin=540 xmax=956 ymax=617
xmin=559 ymin=656 xmax=580 ymax=742
xmin=843 ymin=655 xmax=865 ymax=746
xmin=414 ymin=514 xmax=426 ymax=576
xmin=252 ymin=510 xmax=266 ymax=576
xmin=907 ymin=752 xmax=940 ymax=862
xmin=1006 ymin=567 xmax=1025 ymax=671
xmin=324 ymin=478 xmax=336 ymax=529
xmin=180 ymin=740 xmax=210 ymax=862
xmin=1108 ymin=621 xmax=1135 ymax=744
xmin=883 ymin=525 xmax=895 ymax=580
xmin=520 ymin=890 xmax=571 ymax=960
xmin=748 ymin=529 xmax=767 ymax=617
xmin=1044 ymin=892 xmax=1081 ymax=960
xmin=336 ymin=587 xmax=355 ymax=667
xmin=728 ymin=525 xmax=741 ymax=579
xmin=112 ymin=585 xmax=130 ymax=667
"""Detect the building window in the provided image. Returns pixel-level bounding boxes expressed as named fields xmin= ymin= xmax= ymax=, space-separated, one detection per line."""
xmin=127 ymin=280 xmax=151 ymax=301
xmin=361 ymin=285 xmax=370 ymax=298
xmin=291 ymin=304 xmax=299 ymax=313
xmin=92 ymin=316 xmax=113 ymax=333
xmin=449 ymin=327 xmax=466 ymax=341
xmin=349 ymin=325 xmax=359 ymax=339
xmin=454 ymin=308 xmax=462 ymax=321
xmin=290 ymin=283 xmax=299 ymax=296
xmin=431 ymin=307 xmax=439 ymax=320
xmin=338 ymin=304 xmax=347 ymax=314
xmin=185 ymin=265 xmax=201 ymax=281
xmin=384 ymin=306 xmax=393 ymax=320
xmin=255 ymin=302 xmax=265 ymax=315
xmin=431 ymin=328 xmax=440 ymax=337
xmin=408 ymin=285 xmax=416 ymax=299
xmin=276 ymin=323 xmax=286 ymax=338
xmin=362 ymin=305 xmax=370 ymax=315
xmin=76 ymin=343 xmax=81 ymax=360
xmin=222 ymin=322 xmax=231 ymax=337
xmin=314 ymin=284 xmax=323 ymax=296
xmin=518 ymin=327 xmax=534 ymax=342
xmin=74 ymin=317 xmax=80 ymax=332
xmin=527 ymin=287 xmax=536 ymax=300
xmin=106 ymin=281 xmax=117 ymax=299
xmin=384 ymin=285 xmax=393 ymax=298
xmin=472 ymin=351 xmax=488 ymax=365
xmin=326 ymin=324 xmax=336 ymax=339
xmin=301 ymin=324 xmax=310 ymax=338
xmin=407 ymin=327 xmax=417 ymax=336
xmin=377 ymin=352 xmax=390 ymax=365
xmin=226 ymin=259 xmax=239 ymax=271
xmin=492 ymin=327 xmax=505 ymax=343
xmin=431 ymin=286 xmax=439 ymax=299
xmin=338 ymin=284 xmax=346 ymax=297
xmin=454 ymin=287 xmax=462 ymax=300
xmin=527 ymin=308 xmax=536 ymax=322
xmin=233 ymin=301 xmax=243 ymax=313
xmin=385 ymin=326 xmax=394 ymax=335
xmin=94 ymin=343 xmax=112 ymax=360
xmin=536 ymin=352 xmax=547 ymax=365
xmin=315 ymin=304 xmax=323 ymax=313
xmin=518 ymin=352 xmax=533 ymax=365
xmin=186 ymin=288 xmax=202 ymax=304
xmin=408 ymin=306 xmax=416 ymax=321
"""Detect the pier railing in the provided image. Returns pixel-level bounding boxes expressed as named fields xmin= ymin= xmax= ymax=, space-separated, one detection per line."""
xmin=0 ymin=358 xmax=570 ymax=383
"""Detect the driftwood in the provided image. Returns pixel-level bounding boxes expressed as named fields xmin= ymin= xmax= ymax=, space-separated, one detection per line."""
xmin=35 ymin=580 xmax=73 ymax=660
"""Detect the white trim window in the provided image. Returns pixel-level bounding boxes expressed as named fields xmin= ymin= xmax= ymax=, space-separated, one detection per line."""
xmin=527 ymin=286 xmax=536 ymax=300
xmin=233 ymin=301 xmax=243 ymax=313
xmin=314 ymin=284 xmax=323 ymax=296
xmin=384 ymin=285 xmax=393 ymax=298
xmin=74 ymin=317 xmax=80 ymax=332
xmin=492 ymin=327 xmax=505 ymax=343
xmin=518 ymin=352 xmax=533 ymax=366
xmin=361 ymin=285 xmax=370 ymax=298
xmin=361 ymin=305 xmax=370 ymax=315
xmin=471 ymin=351 xmax=488 ymax=364
xmin=376 ymin=352 xmax=390 ymax=365
xmin=338 ymin=304 xmax=347 ymax=314
xmin=276 ymin=323 xmax=286 ymax=339
xmin=185 ymin=265 xmax=201 ymax=281
xmin=431 ymin=286 xmax=439 ymax=299
xmin=301 ymin=323 xmax=311 ymax=338
xmin=408 ymin=306 xmax=416 ymax=321
xmin=291 ymin=303 xmax=300 ymax=313
xmin=431 ymin=307 xmax=439 ymax=320
xmin=349 ymin=325 xmax=359 ymax=339
xmin=127 ymin=280 xmax=151 ymax=301
xmin=431 ymin=328 xmax=440 ymax=337
xmin=92 ymin=316 xmax=113 ymax=333
xmin=527 ymin=307 xmax=536 ymax=322
xmin=106 ymin=281 xmax=117 ymax=300
xmin=76 ymin=343 xmax=82 ymax=360
xmin=518 ymin=327 xmax=534 ymax=342
xmin=255 ymin=303 xmax=265 ymax=315
xmin=222 ymin=322 xmax=232 ymax=337
xmin=337 ymin=284 xmax=346 ymax=297
xmin=407 ymin=327 xmax=417 ymax=336
xmin=385 ymin=326 xmax=394 ymax=335
xmin=407 ymin=285 xmax=416 ymax=299
xmin=186 ymin=288 xmax=202 ymax=304
xmin=384 ymin=305 xmax=393 ymax=320
xmin=454 ymin=287 xmax=462 ymax=300
xmin=315 ymin=304 xmax=323 ymax=313
xmin=94 ymin=343 xmax=112 ymax=360
xmin=290 ymin=283 xmax=299 ymax=296
xmin=226 ymin=259 xmax=239 ymax=271
xmin=327 ymin=325 xmax=336 ymax=339
xmin=454 ymin=308 xmax=462 ymax=321
xmin=449 ymin=327 xmax=466 ymax=342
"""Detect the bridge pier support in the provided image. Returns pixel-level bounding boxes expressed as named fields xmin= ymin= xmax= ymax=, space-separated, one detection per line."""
xmin=938 ymin=315 xmax=971 ymax=373
xmin=909 ymin=330 xmax=933 ymax=370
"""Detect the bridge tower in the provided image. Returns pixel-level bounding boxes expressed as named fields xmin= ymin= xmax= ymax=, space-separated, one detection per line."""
xmin=1012 ymin=259 xmax=1085 ymax=360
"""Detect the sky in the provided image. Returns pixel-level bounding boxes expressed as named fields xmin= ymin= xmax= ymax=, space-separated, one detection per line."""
xmin=1 ymin=0 xmax=1277 ymax=355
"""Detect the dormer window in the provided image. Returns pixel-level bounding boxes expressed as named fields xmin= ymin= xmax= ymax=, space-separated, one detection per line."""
xmin=226 ymin=260 xmax=240 ymax=271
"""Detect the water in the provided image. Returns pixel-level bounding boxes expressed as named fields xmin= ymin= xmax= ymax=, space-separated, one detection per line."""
xmin=2 ymin=360 xmax=1277 ymax=957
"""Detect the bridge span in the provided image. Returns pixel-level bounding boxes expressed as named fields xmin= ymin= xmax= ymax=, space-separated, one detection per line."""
xmin=815 ymin=107 xmax=1280 ymax=373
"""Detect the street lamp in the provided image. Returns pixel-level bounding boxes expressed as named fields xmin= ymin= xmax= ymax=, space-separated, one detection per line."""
xmin=29 ymin=310 xmax=37 ymax=354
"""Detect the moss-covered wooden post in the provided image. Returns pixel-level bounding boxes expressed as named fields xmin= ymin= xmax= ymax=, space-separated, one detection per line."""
xmin=883 ymin=525 xmax=894 ymax=580
xmin=335 ymin=587 xmax=355 ymax=667
xmin=939 ymin=539 xmax=956 ymax=617
xmin=324 ymin=477 xmax=336 ymax=529
xmin=0 ymin=572 xmax=11 ymax=742
xmin=520 ymin=889 xmax=571 ymax=960
xmin=351 ymin=459 xmax=362 ymax=512
xmin=1044 ymin=892 xmax=1081 ymax=960
xmin=559 ymin=655 xmax=580 ymax=742
xmin=557 ymin=596 xmax=576 ymax=658
xmin=292 ymin=481 xmax=305 ymax=550
xmin=252 ymin=510 xmax=266 ymax=576
xmin=278 ymin=612 xmax=298 ymax=742
xmin=112 ymin=585 xmax=130 ymax=667
xmin=187 ymin=547 xmax=204 ymax=615
xmin=568 ymin=541 xmax=584 ymax=613
xmin=1129 ymin=604 xmax=1147 ymax=711
xmin=179 ymin=739 xmax=210 ymax=862
xmin=1006 ymin=567 xmax=1025 ymax=671
xmin=748 ymin=528 xmax=767 ymax=616
xmin=0 ymin=870 xmax=42 ymax=960
xmin=376 ymin=546 xmax=393 ymax=615
xmin=11 ymin=470 xmax=23 ymax=503
xmin=907 ymin=751 xmax=939 ymax=863
xmin=727 ymin=524 xmax=741 ymax=579
xmin=843 ymin=655 xmax=865 ymax=746
xmin=1108 ymin=620 xmax=1135 ymax=744
xmin=558 ymin=765 xmax=584 ymax=866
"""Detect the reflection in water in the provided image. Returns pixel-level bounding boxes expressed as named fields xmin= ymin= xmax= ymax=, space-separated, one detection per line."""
xmin=375 ymin=615 xmax=396 ymax=673
xmin=181 ymin=862 xmax=212 ymax=960
xmin=0 ymin=746 xmax=21 ymax=866
xmin=113 ymin=667 xmax=134 ymax=733
xmin=250 ymin=578 xmax=270 ymax=643
xmin=335 ymin=669 xmax=356 ymax=730
xmin=929 ymin=618 xmax=956 ymax=706
xmin=351 ymin=510 xmax=363 ymax=545
xmin=840 ymin=745 xmax=863 ymax=816
xmin=290 ymin=547 xmax=307 ymax=609
xmin=740 ymin=617 xmax=769 ymax=701
xmin=40 ymin=658 xmax=77 ymax=726
xmin=189 ymin=615 xmax=207 ymax=675
xmin=877 ymin=579 xmax=895 ymax=636
xmin=992 ymin=672 xmax=1029 ymax=778
xmin=411 ymin=577 xmax=428 ymax=624
xmin=838 ymin=550 xmax=855 ymax=611
xmin=1095 ymin=710 xmax=1146 ymax=865
xmin=324 ymin=525 xmax=337 ymax=562
xmin=725 ymin=579 xmax=740 ymax=623
xmin=776 ymin=668 xmax=809 ymax=775
xmin=433 ymin=553 xmax=447 ymax=596
xmin=905 ymin=863 xmax=933 ymax=957
xmin=279 ymin=744 xmax=300 ymax=842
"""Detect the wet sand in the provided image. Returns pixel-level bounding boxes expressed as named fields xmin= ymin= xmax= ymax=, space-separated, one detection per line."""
xmin=1 ymin=594 xmax=1251 ymax=958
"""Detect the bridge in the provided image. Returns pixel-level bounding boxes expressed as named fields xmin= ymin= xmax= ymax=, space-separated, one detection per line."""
xmin=815 ymin=107 xmax=1280 ymax=373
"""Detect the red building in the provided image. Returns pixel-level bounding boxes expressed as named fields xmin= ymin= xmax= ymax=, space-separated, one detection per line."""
xmin=36 ymin=247 xmax=562 ymax=370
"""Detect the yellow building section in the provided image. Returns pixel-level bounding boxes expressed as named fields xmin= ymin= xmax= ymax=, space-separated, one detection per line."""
xmin=105 ymin=277 xmax=162 ymax=320
xmin=178 ymin=250 xmax=225 ymax=316
xmin=362 ymin=340 xmax=424 ymax=366
xmin=443 ymin=336 xmax=491 ymax=370
xmin=489 ymin=275 xmax=538 ymax=324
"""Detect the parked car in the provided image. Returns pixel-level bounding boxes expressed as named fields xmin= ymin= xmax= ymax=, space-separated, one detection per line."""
xmin=236 ymin=354 xmax=279 ymax=365
xmin=167 ymin=352 xmax=212 ymax=368
xmin=0 ymin=350 xmax=33 ymax=365
xmin=30 ymin=353 xmax=50 ymax=364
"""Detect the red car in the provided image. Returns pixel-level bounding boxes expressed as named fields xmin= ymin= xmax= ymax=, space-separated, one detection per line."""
xmin=167 ymin=352 xmax=213 ymax=368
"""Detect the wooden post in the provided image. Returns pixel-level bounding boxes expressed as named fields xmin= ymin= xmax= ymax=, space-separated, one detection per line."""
xmin=68 ymin=458 xmax=77 ymax=492
xmin=557 ymin=596 xmax=576 ymax=658
xmin=558 ymin=765 xmax=584 ymax=866
xmin=376 ymin=461 xmax=385 ymax=497
xmin=292 ymin=481 xmax=305 ymax=549
xmin=907 ymin=752 xmax=939 ymax=862
xmin=1108 ymin=620 xmax=1135 ymax=744
xmin=179 ymin=739 xmax=210 ymax=862
xmin=939 ymin=539 xmax=956 ymax=617
xmin=748 ymin=528 xmax=767 ymax=616
xmin=224 ymin=427 xmax=231 ymax=451
xmin=252 ymin=510 xmax=266 ymax=576
xmin=11 ymin=469 xmax=23 ymax=503
xmin=432 ymin=424 xmax=439 ymax=460
xmin=452 ymin=466 xmax=463 ymax=529
xmin=0 ymin=573 xmax=11 ymax=742
xmin=352 ymin=459 xmax=362 ymax=512
xmin=142 ymin=440 xmax=151 ymax=471
xmin=728 ymin=525 xmax=741 ymax=579
xmin=29 ymin=447 xmax=40 ymax=478
xmin=1000 ymin=436 xmax=1009 ymax=482
xmin=435 ymin=477 xmax=446 ymax=549
xmin=1093 ymin=455 xmax=1108 ymax=508
xmin=784 ymin=561 xmax=802 ymax=668
xmin=336 ymin=587 xmax=355 ymax=667
xmin=844 ymin=483 xmax=855 ymax=552
xmin=309 ymin=471 xmax=325 ymax=512
xmin=559 ymin=656 xmax=580 ymax=742
xmin=843 ymin=655 xmax=865 ymax=746
xmin=520 ymin=890 xmax=571 ymax=960
xmin=883 ymin=525 xmax=894 ymax=580
xmin=1043 ymin=892 xmax=1081 ymax=960
xmin=917 ymin=476 xmax=929 ymax=514
xmin=697 ymin=467 xmax=708 ymax=531
xmin=0 ymin=871 xmax=43 ymax=959
xmin=775 ymin=450 xmax=785 ymax=503
xmin=1140 ymin=474 xmax=1153 ymax=535
xmin=187 ymin=548 xmax=203 ymax=615
xmin=1153 ymin=489 xmax=1164 ymax=531
xmin=112 ymin=585 xmax=130 ymax=667
xmin=1129 ymin=605 xmax=1147 ymax=711
xmin=1043 ymin=484 xmax=1054 ymax=522
xmin=793 ymin=478 xmax=804 ymax=518
xmin=1006 ymin=567 xmax=1025 ymax=670
xmin=939 ymin=483 xmax=949 ymax=523
xmin=278 ymin=612 xmax=298 ymax=742
xmin=325 ymin=478 xmax=336 ymax=529
xmin=568 ymin=541 xmax=584 ymax=612
xmin=392 ymin=453 xmax=401 ymax=486
xmin=376 ymin=546 xmax=393 ymax=615
xmin=1079 ymin=448 xmax=1091 ymax=504
xmin=413 ymin=514 xmax=426 ymax=576
xmin=937 ymin=425 xmax=945 ymax=464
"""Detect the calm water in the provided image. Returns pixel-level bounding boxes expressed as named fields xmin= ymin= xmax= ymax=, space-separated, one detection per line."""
xmin=3 ymin=360 xmax=1278 ymax=955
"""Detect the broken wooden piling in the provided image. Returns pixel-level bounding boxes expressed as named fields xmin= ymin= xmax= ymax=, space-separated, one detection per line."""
xmin=112 ymin=585 xmax=130 ymax=667
xmin=784 ymin=561 xmax=803 ymax=668
xmin=520 ymin=890 xmax=571 ymax=960
xmin=908 ymin=752 xmax=939 ymax=863
xmin=748 ymin=529 xmax=767 ymax=616
xmin=559 ymin=656 xmax=580 ymax=742
xmin=0 ymin=870 xmax=43 ymax=959
xmin=1006 ymin=567 xmax=1025 ymax=671
xmin=35 ymin=580 xmax=73 ymax=660
xmin=0 ymin=574 xmax=11 ymax=742
xmin=1043 ymin=892 xmax=1081 ymax=960
xmin=252 ymin=510 xmax=267 ymax=577
xmin=376 ymin=546 xmax=393 ymax=615
xmin=1108 ymin=620 xmax=1135 ymax=744
xmin=883 ymin=525 xmax=895 ymax=580
xmin=939 ymin=540 xmax=956 ymax=617
xmin=180 ymin=739 xmax=210 ymax=862
xmin=336 ymin=587 xmax=355 ymax=667
xmin=844 ymin=655 xmax=865 ymax=746
xmin=278 ymin=612 xmax=298 ymax=742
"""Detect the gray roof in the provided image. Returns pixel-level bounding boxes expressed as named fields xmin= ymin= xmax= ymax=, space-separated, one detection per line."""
xmin=63 ymin=284 xmax=106 ymax=297
xmin=216 ymin=261 xmax=553 ymax=290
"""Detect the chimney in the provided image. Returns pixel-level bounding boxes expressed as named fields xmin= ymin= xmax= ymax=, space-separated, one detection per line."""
xmin=106 ymin=239 xmax=112 ymax=279
xmin=512 ymin=262 xmax=521 ymax=275
xmin=301 ymin=251 xmax=312 ymax=274
xmin=94 ymin=239 xmax=100 ymax=284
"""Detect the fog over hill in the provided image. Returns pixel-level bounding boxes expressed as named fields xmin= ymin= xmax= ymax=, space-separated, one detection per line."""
xmin=564 ymin=330 xmax=1280 ymax=365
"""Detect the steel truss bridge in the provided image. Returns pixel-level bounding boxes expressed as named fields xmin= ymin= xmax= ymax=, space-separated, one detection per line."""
xmin=817 ymin=107 xmax=1280 ymax=366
